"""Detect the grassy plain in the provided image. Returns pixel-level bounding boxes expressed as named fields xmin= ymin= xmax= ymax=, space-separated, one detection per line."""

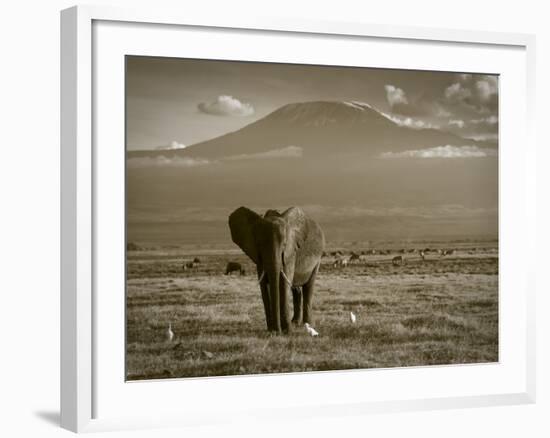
xmin=126 ymin=243 xmax=498 ymax=380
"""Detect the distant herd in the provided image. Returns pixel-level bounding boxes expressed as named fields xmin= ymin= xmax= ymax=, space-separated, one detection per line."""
xmin=177 ymin=247 xmax=466 ymax=275
xmin=326 ymin=247 xmax=458 ymax=268
xmin=181 ymin=259 xmax=248 ymax=275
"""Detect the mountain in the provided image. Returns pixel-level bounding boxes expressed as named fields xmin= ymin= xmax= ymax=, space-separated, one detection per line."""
xmin=126 ymin=101 xmax=498 ymax=245
xmin=128 ymin=101 xmax=488 ymax=159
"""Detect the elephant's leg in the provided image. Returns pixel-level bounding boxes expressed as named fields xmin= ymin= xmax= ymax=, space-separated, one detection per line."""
xmin=302 ymin=263 xmax=320 ymax=325
xmin=279 ymin=277 xmax=291 ymax=333
xmin=259 ymin=278 xmax=272 ymax=331
xmin=291 ymin=287 xmax=302 ymax=325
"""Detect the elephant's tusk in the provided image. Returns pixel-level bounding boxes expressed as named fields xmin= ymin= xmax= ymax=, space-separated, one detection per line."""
xmin=257 ymin=271 xmax=266 ymax=284
xmin=257 ymin=270 xmax=292 ymax=286
xmin=280 ymin=269 xmax=292 ymax=286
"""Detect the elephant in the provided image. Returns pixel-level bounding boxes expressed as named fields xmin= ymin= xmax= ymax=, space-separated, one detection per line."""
xmin=228 ymin=206 xmax=325 ymax=334
xmin=225 ymin=261 xmax=245 ymax=276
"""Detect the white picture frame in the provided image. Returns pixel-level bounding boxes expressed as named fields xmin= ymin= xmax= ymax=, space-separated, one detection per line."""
xmin=60 ymin=4 xmax=536 ymax=433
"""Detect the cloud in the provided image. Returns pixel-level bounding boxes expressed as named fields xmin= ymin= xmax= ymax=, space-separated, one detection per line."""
xmin=384 ymin=84 xmax=426 ymax=116
xmin=444 ymin=116 xmax=498 ymax=139
xmin=470 ymin=115 xmax=498 ymax=125
xmin=380 ymin=145 xmax=498 ymax=159
xmin=444 ymin=83 xmax=472 ymax=101
xmin=380 ymin=111 xmax=439 ymax=130
xmin=465 ymin=134 xmax=499 ymax=142
xmin=224 ymin=146 xmax=303 ymax=161
xmin=448 ymin=119 xmax=465 ymax=129
xmin=197 ymin=95 xmax=254 ymax=116
xmin=443 ymin=74 xmax=498 ymax=114
xmin=476 ymin=76 xmax=498 ymax=102
xmin=127 ymin=156 xmax=211 ymax=168
xmin=127 ymin=146 xmax=303 ymax=168
xmin=156 ymin=140 xmax=187 ymax=150
xmin=384 ymin=85 xmax=408 ymax=107
xmin=434 ymin=105 xmax=452 ymax=118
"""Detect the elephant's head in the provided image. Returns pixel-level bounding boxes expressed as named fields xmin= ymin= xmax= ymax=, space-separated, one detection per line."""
xmin=228 ymin=206 xmax=314 ymax=332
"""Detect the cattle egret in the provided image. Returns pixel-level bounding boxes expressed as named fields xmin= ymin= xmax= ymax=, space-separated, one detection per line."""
xmin=350 ymin=311 xmax=357 ymax=324
xmin=166 ymin=323 xmax=174 ymax=343
xmin=305 ymin=323 xmax=319 ymax=337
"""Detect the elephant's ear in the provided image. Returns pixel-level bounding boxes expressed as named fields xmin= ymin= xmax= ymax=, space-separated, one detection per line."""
xmin=281 ymin=207 xmax=308 ymax=265
xmin=228 ymin=207 xmax=261 ymax=264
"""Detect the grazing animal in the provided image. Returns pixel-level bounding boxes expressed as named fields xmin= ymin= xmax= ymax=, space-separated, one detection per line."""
xmin=392 ymin=255 xmax=404 ymax=266
xmin=440 ymin=249 xmax=455 ymax=257
xmin=350 ymin=312 xmax=357 ymax=324
xmin=183 ymin=261 xmax=195 ymax=270
xmin=305 ymin=323 xmax=319 ymax=337
xmin=193 ymin=257 xmax=201 ymax=264
xmin=333 ymin=257 xmax=349 ymax=268
xmin=229 ymin=206 xmax=325 ymax=334
xmin=349 ymin=252 xmax=361 ymax=263
xmin=225 ymin=261 xmax=245 ymax=276
xmin=127 ymin=242 xmax=142 ymax=251
xmin=166 ymin=323 xmax=174 ymax=343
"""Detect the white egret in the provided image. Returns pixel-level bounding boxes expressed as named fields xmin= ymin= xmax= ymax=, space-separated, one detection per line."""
xmin=350 ymin=311 xmax=357 ymax=324
xmin=166 ymin=323 xmax=174 ymax=342
xmin=305 ymin=323 xmax=319 ymax=337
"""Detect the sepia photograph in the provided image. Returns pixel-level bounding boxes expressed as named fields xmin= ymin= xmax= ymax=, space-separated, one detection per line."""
xmin=125 ymin=56 xmax=499 ymax=381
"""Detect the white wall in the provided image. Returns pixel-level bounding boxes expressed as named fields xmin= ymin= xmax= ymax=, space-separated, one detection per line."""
xmin=0 ymin=1 xmax=547 ymax=437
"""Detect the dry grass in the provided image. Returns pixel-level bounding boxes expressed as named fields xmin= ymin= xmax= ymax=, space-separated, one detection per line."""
xmin=126 ymin=245 xmax=498 ymax=380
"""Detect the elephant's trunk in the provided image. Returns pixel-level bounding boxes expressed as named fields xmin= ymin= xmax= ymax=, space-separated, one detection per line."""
xmin=266 ymin=256 xmax=282 ymax=333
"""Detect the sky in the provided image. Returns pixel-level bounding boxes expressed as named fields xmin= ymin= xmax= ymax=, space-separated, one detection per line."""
xmin=126 ymin=56 xmax=499 ymax=150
